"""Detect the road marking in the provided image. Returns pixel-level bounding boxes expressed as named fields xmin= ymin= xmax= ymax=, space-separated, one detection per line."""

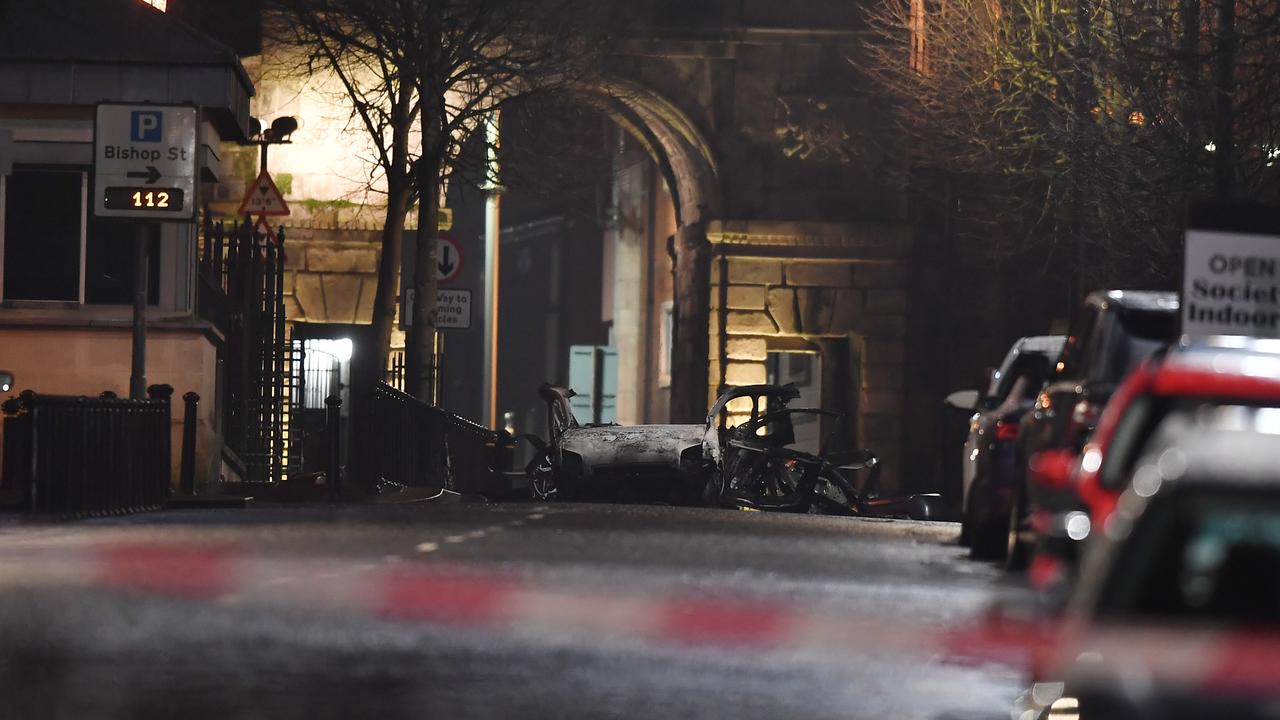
xmin=467 ymin=530 xmax=486 ymax=539
xmin=527 ymin=513 xmax=545 ymax=521
xmin=509 ymin=520 xmax=525 ymax=527
xmin=444 ymin=535 xmax=467 ymax=544
xmin=486 ymin=525 xmax=504 ymax=533
xmin=416 ymin=542 xmax=439 ymax=554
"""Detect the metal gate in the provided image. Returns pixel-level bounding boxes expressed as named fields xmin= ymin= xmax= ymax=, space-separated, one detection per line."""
xmin=198 ymin=216 xmax=301 ymax=483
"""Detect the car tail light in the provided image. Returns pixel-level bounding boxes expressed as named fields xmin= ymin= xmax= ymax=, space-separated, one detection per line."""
xmin=1070 ymin=400 xmax=1101 ymax=431
xmin=1028 ymin=449 xmax=1076 ymax=490
xmin=994 ymin=420 xmax=1019 ymax=441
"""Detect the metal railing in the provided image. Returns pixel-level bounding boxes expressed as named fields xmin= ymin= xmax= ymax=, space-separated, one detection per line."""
xmin=197 ymin=215 xmax=298 ymax=483
xmin=368 ymin=382 xmax=510 ymax=495
xmin=1 ymin=387 xmax=172 ymax=515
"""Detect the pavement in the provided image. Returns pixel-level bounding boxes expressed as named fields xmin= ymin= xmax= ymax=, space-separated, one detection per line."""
xmin=0 ymin=501 xmax=1033 ymax=720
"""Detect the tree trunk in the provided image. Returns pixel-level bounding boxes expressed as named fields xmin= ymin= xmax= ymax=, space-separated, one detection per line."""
xmin=407 ymin=150 xmax=442 ymax=402
xmin=367 ymin=184 xmax=410 ymax=385
xmin=669 ymin=221 xmax=711 ymax=423
xmin=1213 ymin=0 xmax=1237 ymax=200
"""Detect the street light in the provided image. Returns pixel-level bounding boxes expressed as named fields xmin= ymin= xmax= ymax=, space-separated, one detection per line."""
xmin=0 ymin=370 xmax=13 ymax=393
xmin=246 ymin=115 xmax=300 ymax=172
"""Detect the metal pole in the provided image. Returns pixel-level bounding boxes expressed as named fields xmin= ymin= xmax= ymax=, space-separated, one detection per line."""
xmin=326 ymin=394 xmax=343 ymax=501
xmin=129 ymin=223 xmax=150 ymax=400
xmin=180 ymin=392 xmax=200 ymax=495
xmin=433 ymin=331 xmax=444 ymax=406
xmin=482 ymin=110 xmax=501 ymax=428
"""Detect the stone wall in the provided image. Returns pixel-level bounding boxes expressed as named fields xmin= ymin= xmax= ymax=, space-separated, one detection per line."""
xmin=280 ymin=220 xmax=383 ymax=326
xmin=706 ymin=221 xmax=910 ymax=492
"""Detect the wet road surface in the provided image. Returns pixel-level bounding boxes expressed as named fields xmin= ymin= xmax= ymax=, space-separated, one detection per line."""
xmin=0 ymin=501 xmax=1030 ymax=719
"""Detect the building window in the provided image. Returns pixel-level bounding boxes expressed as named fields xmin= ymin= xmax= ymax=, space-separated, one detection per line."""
xmin=2 ymin=169 xmax=83 ymax=301
xmin=658 ymin=301 xmax=674 ymax=388
xmin=1 ymin=168 xmax=159 ymax=305
xmin=85 ymin=218 xmax=160 ymax=305
xmin=910 ymin=0 xmax=929 ymax=74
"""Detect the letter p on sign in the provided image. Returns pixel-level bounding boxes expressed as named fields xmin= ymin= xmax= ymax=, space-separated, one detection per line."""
xmin=131 ymin=111 xmax=162 ymax=142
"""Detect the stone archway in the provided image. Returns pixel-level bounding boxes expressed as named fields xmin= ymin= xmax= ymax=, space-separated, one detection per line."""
xmin=585 ymin=79 xmax=724 ymax=423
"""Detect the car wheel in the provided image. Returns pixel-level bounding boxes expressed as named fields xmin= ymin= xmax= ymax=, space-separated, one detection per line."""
xmin=530 ymin=458 xmax=558 ymax=502
xmin=970 ymin=510 xmax=1007 ymax=561
xmin=1005 ymin=479 xmax=1030 ymax=570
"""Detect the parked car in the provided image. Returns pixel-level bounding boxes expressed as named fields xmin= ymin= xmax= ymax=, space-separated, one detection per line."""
xmin=1025 ymin=336 xmax=1280 ymax=590
xmin=946 ymin=335 xmax=1065 ymax=559
xmin=1016 ymin=418 xmax=1280 ymax=720
xmin=1009 ymin=290 xmax=1179 ymax=567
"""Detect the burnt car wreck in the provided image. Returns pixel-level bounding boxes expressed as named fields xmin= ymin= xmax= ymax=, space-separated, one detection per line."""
xmin=527 ymin=383 xmax=941 ymax=520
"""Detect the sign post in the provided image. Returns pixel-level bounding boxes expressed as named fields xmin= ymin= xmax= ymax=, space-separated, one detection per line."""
xmin=93 ymin=104 xmax=198 ymax=399
xmin=1183 ymin=203 xmax=1280 ymax=340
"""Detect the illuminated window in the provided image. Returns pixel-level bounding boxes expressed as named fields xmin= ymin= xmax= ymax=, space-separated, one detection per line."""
xmin=910 ymin=0 xmax=928 ymax=74
xmin=658 ymin=301 xmax=673 ymax=388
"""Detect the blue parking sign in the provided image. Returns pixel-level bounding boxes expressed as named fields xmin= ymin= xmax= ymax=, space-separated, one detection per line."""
xmin=131 ymin=111 xmax=162 ymax=142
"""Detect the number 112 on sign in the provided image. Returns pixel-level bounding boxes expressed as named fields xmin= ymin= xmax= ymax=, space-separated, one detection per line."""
xmin=103 ymin=187 xmax=186 ymax=213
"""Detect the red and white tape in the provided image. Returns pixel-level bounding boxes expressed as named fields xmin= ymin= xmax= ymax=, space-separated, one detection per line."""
xmin=2 ymin=542 xmax=1279 ymax=695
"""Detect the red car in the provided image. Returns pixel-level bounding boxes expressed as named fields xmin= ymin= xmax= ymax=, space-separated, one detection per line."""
xmin=1026 ymin=336 xmax=1280 ymax=590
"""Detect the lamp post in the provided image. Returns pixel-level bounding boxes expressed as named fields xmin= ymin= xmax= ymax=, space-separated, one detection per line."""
xmin=246 ymin=115 xmax=299 ymax=173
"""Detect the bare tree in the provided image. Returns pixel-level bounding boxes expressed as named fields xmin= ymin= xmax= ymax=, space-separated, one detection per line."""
xmin=270 ymin=0 xmax=605 ymax=408
xmin=861 ymin=0 xmax=1280 ymax=287
xmin=268 ymin=2 xmax=417 ymax=403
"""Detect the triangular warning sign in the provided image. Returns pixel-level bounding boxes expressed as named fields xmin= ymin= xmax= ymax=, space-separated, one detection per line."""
xmin=238 ymin=169 xmax=290 ymax=217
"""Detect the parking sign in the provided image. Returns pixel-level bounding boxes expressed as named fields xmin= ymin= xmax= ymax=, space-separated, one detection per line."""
xmin=93 ymin=104 xmax=198 ymax=220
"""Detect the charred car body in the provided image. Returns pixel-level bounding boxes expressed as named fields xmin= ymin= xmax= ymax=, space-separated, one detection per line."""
xmin=528 ymin=384 xmax=705 ymax=504
xmin=529 ymin=382 xmax=942 ymax=519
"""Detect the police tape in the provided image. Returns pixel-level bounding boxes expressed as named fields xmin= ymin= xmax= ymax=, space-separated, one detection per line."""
xmin=1 ymin=542 xmax=1279 ymax=693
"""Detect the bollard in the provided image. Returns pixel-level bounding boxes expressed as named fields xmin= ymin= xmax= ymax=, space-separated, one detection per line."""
xmin=326 ymin=394 xmax=343 ymax=501
xmin=180 ymin=392 xmax=199 ymax=495
xmin=147 ymin=384 xmax=174 ymax=507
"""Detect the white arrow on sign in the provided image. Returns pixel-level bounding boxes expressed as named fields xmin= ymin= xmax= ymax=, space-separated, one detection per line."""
xmin=436 ymin=235 xmax=462 ymax=283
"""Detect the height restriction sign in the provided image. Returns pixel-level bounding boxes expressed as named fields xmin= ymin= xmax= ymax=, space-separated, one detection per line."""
xmin=239 ymin=169 xmax=290 ymax=216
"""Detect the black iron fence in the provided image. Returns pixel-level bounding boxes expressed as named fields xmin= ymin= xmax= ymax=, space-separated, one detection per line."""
xmin=368 ymin=383 xmax=511 ymax=495
xmin=198 ymin=215 xmax=299 ymax=483
xmin=1 ymin=387 xmax=172 ymax=515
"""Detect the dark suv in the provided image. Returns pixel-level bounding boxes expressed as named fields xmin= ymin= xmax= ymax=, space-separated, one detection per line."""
xmin=1008 ymin=290 xmax=1179 ymax=567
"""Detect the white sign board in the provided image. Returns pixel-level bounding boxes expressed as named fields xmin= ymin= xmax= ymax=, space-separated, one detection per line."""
xmin=436 ymin=288 xmax=472 ymax=329
xmin=402 ymin=288 xmax=472 ymax=330
xmin=1183 ymin=229 xmax=1280 ymax=338
xmin=93 ymin=104 xmax=198 ymax=220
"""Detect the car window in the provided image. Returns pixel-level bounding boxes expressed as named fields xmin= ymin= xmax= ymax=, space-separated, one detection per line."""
xmin=1102 ymin=402 xmax=1280 ymax=489
xmin=1058 ymin=306 xmax=1101 ymax=378
xmin=1099 ymin=310 xmax=1179 ymax=382
xmin=992 ymin=352 xmax=1052 ymax=402
xmin=1098 ymin=493 xmax=1280 ymax=625
xmin=984 ymin=344 xmax=1022 ymax=399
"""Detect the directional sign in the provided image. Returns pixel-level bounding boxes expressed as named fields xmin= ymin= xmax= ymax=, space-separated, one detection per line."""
xmin=436 ymin=234 xmax=462 ymax=283
xmin=401 ymin=287 xmax=472 ymax=330
xmin=94 ymin=104 xmax=198 ymax=220
xmin=239 ymin=169 xmax=290 ymax=216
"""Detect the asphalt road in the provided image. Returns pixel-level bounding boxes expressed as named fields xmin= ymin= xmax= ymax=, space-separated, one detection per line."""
xmin=0 ymin=501 xmax=1031 ymax=720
